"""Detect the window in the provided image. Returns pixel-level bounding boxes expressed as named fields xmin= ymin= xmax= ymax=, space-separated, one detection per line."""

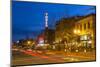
xmin=80 ymin=24 xmax=82 ymax=30
xmin=84 ymin=23 xmax=86 ymax=30
xmin=88 ymin=22 xmax=90 ymax=29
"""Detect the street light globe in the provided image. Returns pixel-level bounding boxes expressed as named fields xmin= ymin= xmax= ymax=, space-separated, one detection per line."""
xmin=16 ymin=41 xmax=19 ymax=43
xmin=77 ymin=30 xmax=80 ymax=34
xmin=27 ymin=41 xmax=31 ymax=44
xmin=74 ymin=29 xmax=80 ymax=34
xmin=74 ymin=29 xmax=77 ymax=34
xmin=75 ymin=50 xmax=78 ymax=52
xmin=84 ymin=49 xmax=87 ymax=53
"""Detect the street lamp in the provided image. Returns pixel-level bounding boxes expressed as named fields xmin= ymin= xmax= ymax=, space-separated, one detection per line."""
xmin=27 ymin=41 xmax=31 ymax=44
xmin=74 ymin=29 xmax=77 ymax=34
xmin=73 ymin=29 xmax=81 ymax=52
xmin=16 ymin=41 xmax=19 ymax=43
xmin=77 ymin=30 xmax=80 ymax=34
xmin=73 ymin=29 xmax=80 ymax=34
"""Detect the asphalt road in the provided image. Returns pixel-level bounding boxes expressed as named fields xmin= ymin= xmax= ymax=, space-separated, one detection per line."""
xmin=11 ymin=49 xmax=96 ymax=66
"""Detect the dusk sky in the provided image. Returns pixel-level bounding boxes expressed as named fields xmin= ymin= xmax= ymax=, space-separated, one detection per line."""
xmin=12 ymin=1 xmax=96 ymax=41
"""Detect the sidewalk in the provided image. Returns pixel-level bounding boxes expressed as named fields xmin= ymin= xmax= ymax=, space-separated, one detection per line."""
xmin=47 ymin=51 xmax=96 ymax=58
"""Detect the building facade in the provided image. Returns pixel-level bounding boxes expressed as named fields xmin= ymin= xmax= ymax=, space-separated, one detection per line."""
xmin=55 ymin=17 xmax=79 ymax=44
xmin=74 ymin=14 xmax=96 ymax=48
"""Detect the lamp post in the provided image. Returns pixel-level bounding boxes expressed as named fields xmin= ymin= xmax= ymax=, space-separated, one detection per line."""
xmin=73 ymin=29 xmax=81 ymax=52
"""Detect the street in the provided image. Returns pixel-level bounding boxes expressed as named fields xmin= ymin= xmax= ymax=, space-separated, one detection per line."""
xmin=11 ymin=49 xmax=96 ymax=66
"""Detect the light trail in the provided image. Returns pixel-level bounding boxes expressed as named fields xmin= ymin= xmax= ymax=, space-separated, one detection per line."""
xmin=20 ymin=50 xmax=65 ymax=62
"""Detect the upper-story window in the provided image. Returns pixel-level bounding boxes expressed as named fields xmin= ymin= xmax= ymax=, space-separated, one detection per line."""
xmin=75 ymin=24 xmax=77 ymax=29
xmin=84 ymin=23 xmax=86 ymax=30
xmin=80 ymin=24 xmax=82 ymax=30
xmin=88 ymin=22 xmax=90 ymax=29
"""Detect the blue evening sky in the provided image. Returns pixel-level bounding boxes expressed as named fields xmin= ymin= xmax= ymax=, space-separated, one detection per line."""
xmin=12 ymin=1 xmax=96 ymax=41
